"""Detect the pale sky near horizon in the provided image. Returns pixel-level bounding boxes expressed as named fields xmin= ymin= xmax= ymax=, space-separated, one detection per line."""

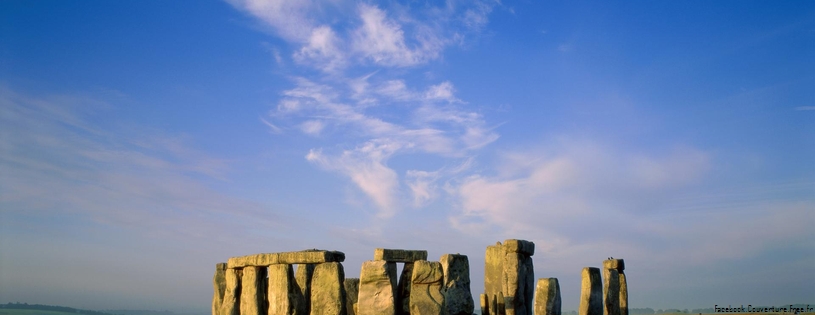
xmin=0 ymin=0 xmax=813 ymax=313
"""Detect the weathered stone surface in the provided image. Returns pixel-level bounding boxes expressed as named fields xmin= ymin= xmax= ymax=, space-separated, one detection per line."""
xmin=268 ymin=264 xmax=296 ymax=315
xmin=503 ymin=239 xmax=535 ymax=256
xmin=311 ymin=262 xmax=347 ymax=315
xmin=374 ymin=249 xmax=428 ymax=262
xmin=228 ymin=251 xmax=345 ymax=268
xmin=535 ymin=278 xmax=561 ymax=315
xmin=479 ymin=294 xmax=488 ymax=315
xmin=396 ymin=262 xmax=414 ymax=315
xmin=440 ymin=254 xmax=474 ymax=315
xmin=344 ymin=278 xmax=360 ymax=315
xmin=604 ymin=270 xmax=620 ymax=315
xmin=410 ymin=261 xmax=445 ymax=315
xmin=502 ymin=253 xmax=534 ymax=315
xmin=619 ymin=273 xmax=628 ymax=315
xmin=295 ymin=264 xmax=315 ymax=315
xmin=484 ymin=242 xmax=504 ymax=315
xmin=602 ymin=259 xmax=624 ymax=271
xmin=221 ymin=268 xmax=242 ymax=315
xmin=579 ymin=268 xmax=602 ymax=315
xmin=358 ymin=260 xmax=398 ymax=315
xmin=213 ymin=263 xmax=227 ymax=315
xmin=241 ymin=266 xmax=267 ymax=315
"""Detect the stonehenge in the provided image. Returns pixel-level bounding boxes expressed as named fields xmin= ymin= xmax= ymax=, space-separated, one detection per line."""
xmin=212 ymin=245 xmax=629 ymax=315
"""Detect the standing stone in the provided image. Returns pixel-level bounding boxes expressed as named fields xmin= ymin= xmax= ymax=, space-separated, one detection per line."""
xmin=295 ymin=264 xmax=315 ymax=315
xmin=534 ymin=278 xmax=561 ymax=315
xmin=358 ymin=260 xmax=398 ymax=315
xmin=397 ymin=263 xmax=414 ymax=315
xmin=484 ymin=243 xmax=504 ymax=315
xmin=502 ymin=253 xmax=534 ymax=315
xmin=440 ymin=254 xmax=474 ymax=315
xmin=221 ymin=268 xmax=242 ymax=315
xmin=241 ymin=266 xmax=267 ymax=315
xmin=579 ymin=268 xmax=602 ymax=315
xmin=213 ymin=263 xmax=227 ymax=315
xmin=618 ymin=273 xmax=628 ymax=315
xmin=410 ymin=261 xmax=446 ymax=315
xmin=311 ymin=262 xmax=347 ymax=315
xmin=480 ymin=294 xmax=488 ymax=315
xmin=268 ymin=264 xmax=296 ymax=315
xmin=603 ymin=270 xmax=620 ymax=315
xmin=344 ymin=278 xmax=360 ymax=315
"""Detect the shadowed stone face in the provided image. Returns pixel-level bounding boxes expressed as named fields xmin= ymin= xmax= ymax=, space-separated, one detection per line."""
xmin=410 ymin=261 xmax=445 ymax=315
xmin=213 ymin=263 xmax=227 ymax=315
xmin=619 ymin=273 xmax=628 ymax=315
xmin=241 ymin=266 xmax=267 ymax=315
xmin=579 ymin=268 xmax=602 ymax=315
xmin=397 ymin=262 xmax=414 ymax=315
xmin=535 ymin=278 xmax=561 ymax=315
xmin=311 ymin=262 xmax=347 ymax=315
xmin=503 ymin=253 xmax=534 ymax=315
xmin=295 ymin=264 xmax=315 ymax=315
xmin=221 ymin=268 xmax=242 ymax=315
xmin=604 ymin=270 xmax=620 ymax=315
xmin=374 ymin=249 xmax=428 ymax=262
xmin=603 ymin=259 xmax=626 ymax=315
xmin=440 ymin=254 xmax=474 ymax=315
xmin=358 ymin=260 xmax=398 ymax=315
xmin=344 ymin=278 xmax=360 ymax=315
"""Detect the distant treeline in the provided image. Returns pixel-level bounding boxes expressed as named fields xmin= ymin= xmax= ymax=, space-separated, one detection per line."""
xmin=0 ymin=302 xmax=114 ymax=315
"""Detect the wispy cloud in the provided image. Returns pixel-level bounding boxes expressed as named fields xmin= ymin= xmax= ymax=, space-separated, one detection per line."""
xmin=794 ymin=106 xmax=815 ymax=111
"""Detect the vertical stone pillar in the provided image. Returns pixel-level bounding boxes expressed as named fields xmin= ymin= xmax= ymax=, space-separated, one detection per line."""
xmin=579 ymin=268 xmax=602 ymax=315
xmin=221 ymin=268 xmax=243 ymax=315
xmin=310 ymin=262 xmax=347 ymax=315
xmin=603 ymin=270 xmax=620 ymax=315
xmin=358 ymin=260 xmax=398 ymax=315
xmin=479 ymin=294 xmax=488 ymax=315
xmin=295 ymin=264 xmax=315 ymax=315
xmin=603 ymin=259 xmax=626 ymax=315
xmin=344 ymin=278 xmax=360 ymax=315
xmin=409 ymin=261 xmax=445 ymax=315
xmin=214 ymin=263 xmax=227 ymax=315
xmin=268 ymin=264 xmax=295 ymax=315
xmin=241 ymin=266 xmax=268 ymax=315
xmin=397 ymin=263 xmax=414 ymax=315
xmin=534 ymin=278 xmax=561 ymax=315
xmin=484 ymin=243 xmax=504 ymax=315
xmin=440 ymin=254 xmax=474 ymax=315
xmin=502 ymin=240 xmax=534 ymax=315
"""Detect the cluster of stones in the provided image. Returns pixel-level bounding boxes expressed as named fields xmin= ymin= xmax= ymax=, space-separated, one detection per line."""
xmin=212 ymin=250 xmax=347 ymax=315
xmin=578 ymin=259 xmax=628 ymax=315
xmin=349 ymin=249 xmax=475 ymax=315
xmin=480 ymin=239 xmax=536 ymax=315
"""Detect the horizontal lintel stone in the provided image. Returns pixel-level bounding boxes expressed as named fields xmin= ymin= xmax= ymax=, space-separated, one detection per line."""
xmin=603 ymin=259 xmax=624 ymax=271
xmin=374 ymin=248 xmax=428 ymax=262
xmin=503 ymin=239 xmax=535 ymax=256
xmin=227 ymin=250 xmax=345 ymax=268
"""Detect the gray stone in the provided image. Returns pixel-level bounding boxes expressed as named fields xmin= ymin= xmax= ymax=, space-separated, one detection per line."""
xmin=344 ymin=278 xmax=360 ymax=315
xmin=358 ymin=260 xmax=398 ymax=315
xmin=241 ymin=266 xmax=267 ymax=315
xmin=228 ymin=250 xmax=345 ymax=268
xmin=220 ymin=268 xmax=241 ymax=315
xmin=310 ymin=262 xmax=347 ymax=315
xmin=534 ymin=278 xmax=561 ymax=315
xmin=396 ymin=262 xmax=414 ymax=315
xmin=374 ymin=249 xmax=428 ymax=262
xmin=213 ymin=263 xmax=227 ymax=315
xmin=602 ymin=259 xmax=624 ymax=272
xmin=484 ymin=243 xmax=504 ymax=315
xmin=410 ymin=261 xmax=445 ymax=315
xmin=502 ymin=252 xmax=534 ymax=315
xmin=579 ymin=268 xmax=602 ymax=315
xmin=440 ymin=254 xmax=474 ymax=315
xmin=295 ymin=264 xmax=315 ymax=315
xmin=268 ymin=264 xmax=296 ymax=315
xmin=619 ymin=273 xmax=628 ymax=315
xmin=604 ymin=270 xmax=620 ymax=315
xmin=503 ymin=239 xmax=535 ymax=256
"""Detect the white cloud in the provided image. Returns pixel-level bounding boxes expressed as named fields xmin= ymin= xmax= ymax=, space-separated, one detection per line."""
xmin=352 ymin=4 xmax=444 ymax=67
xmin=424 ymin=81 xmax=458 ymax=102
xmin=294 ymin=26 xmax=345 ymax=72
xmin=228 ymin=0 xmax=317 ymax=42
xmin=300 ymin=119 xmax=325 ymax=135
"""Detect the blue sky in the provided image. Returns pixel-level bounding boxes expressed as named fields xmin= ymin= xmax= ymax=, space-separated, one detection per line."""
xmin=0 ymin=0 xmax=813 ymax=312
